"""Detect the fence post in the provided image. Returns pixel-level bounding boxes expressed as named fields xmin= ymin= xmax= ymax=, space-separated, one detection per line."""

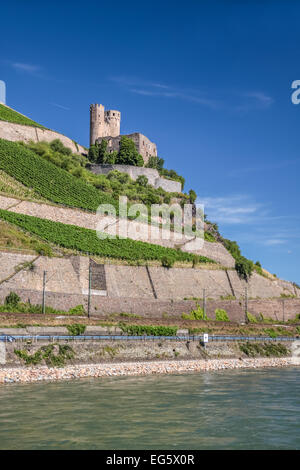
xmin=245 ymin=286 xmax=248 ymax=323
xmin=42 ymin=271 xmax=46 ymax=314
xmin=203 ymin=289 xmax=206 ymax=319
xmin=87 ymin=262 xmax=92 ymax=318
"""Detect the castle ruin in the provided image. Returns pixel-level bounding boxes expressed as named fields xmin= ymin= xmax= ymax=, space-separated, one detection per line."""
xmin=90 ymin=103 xmax=157 ymax=164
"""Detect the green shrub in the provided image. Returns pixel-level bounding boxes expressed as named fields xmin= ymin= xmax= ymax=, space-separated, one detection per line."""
xmin=136 ymin=175 xmax=148 ymax=187
xmin=119 ymin=324 xmax=177 ymax=336
xmin=215 ymin=308 xmax=229 ymax=322
xmin=235 ymin=256 xmax=254 ymax=280
xmin=5 ymin=292 xmax=20 ymax=307
xmin=66 ymin=324 xmax=86 ymax=336
xmin=68 ymin=305 xmax=86 ymax=316
xmin=182 ymin=303 xmax=208 ymax=321
xmin=14 ymin=344 xmax=74 ymax=367
xmin=161 ymin=256 xmax=174 ymax=268
xmin=247 ymin=312 xmax=258 ymax=323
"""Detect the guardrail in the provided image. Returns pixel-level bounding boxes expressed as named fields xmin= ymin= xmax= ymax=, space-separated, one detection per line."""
xmin=0 ymin=334 xmax=298 ymax=343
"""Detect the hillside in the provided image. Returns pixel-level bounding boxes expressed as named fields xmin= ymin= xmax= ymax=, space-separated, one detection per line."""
xmin=0 ymin=139 xmax=118 ymax=211
xmin=0 ymin=106 xmax=297 ymax=289
xmin=0 ymin=104 xmax=47 ymax=129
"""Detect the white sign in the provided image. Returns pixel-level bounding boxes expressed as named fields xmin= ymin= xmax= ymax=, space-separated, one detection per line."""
xmin=203 ymin=333 xmax=208 ymax=343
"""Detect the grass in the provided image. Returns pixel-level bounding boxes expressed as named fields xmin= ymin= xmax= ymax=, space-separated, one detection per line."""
xmin=0 ymin=104 xmax=47 ymax=129
xmin=239 ymin=342 xmax=288 ymax=357
xmin=0 ymin=169 xmax=45 ymax=201
xmin=0 ymin=220 xmax=54 ymax=256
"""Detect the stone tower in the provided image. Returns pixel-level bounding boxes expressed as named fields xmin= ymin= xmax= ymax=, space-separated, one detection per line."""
xmin=90 ymin=104 xmax=121 ymax=146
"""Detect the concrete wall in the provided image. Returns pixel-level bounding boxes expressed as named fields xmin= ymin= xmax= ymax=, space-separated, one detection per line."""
xmin=0 ymin=120 xmax=86 ymax=155
xmin=0 ymin=254 xmax=299 ymax=304
xmin=89 ymin=164 xmax=182 ymax=193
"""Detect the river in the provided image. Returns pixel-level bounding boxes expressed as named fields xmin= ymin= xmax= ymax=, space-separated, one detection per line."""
xmin=0 ymin=366 xmax=299 ymax=449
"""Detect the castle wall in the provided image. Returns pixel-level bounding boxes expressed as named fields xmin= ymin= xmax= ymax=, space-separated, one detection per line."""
xmin=90 ymin=104 xmax=121 ymax=145
xmin=89 ymin=164 xmax=182 ymax=193
xmin=96 ymin=133 xmax=157 ymax=165
xmin=0 ymin=120 xmax=86 ymax=155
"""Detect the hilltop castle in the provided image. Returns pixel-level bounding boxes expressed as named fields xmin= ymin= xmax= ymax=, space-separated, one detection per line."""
xmin=90 ymin=103 xmax=157 ymax=164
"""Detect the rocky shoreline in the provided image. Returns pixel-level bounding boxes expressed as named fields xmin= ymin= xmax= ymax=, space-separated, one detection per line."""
xmin=0 ymin=357 xmax=297 ymax=384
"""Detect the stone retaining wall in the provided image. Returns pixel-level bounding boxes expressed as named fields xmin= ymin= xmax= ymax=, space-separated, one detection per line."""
xmin=89 ymin=164 xmax=182 ymax=193
xmin=0 ymin=120 xmax=86 ymax=155
xmin=0 ymin=254 xmax=298 ymax=303
xmin=0 ymin=285 xmax=299 ymax=322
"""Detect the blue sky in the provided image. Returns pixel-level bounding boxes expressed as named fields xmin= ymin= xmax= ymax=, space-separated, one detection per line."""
xmin=1 ymin=0 xmax=300 ymax=284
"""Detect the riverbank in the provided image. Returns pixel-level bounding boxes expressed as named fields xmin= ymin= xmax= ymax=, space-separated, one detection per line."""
xmin=0 ymin=357 xmax=297 ymax=384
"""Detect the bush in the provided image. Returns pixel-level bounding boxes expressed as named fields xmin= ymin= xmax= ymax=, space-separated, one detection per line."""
xmin=68 ymin=305 xmax=86 ymax=316
xmin=66 ymin=324 xmax=86 ymax=336
xmin=5 ymin=292 xmax=20 ymax=307
xmin=161 ymin=256 xmax=174 ymax=268
xmin=215 ymin=308 xmax=229 ymax=322
xmin=235 ymin=256 xmax=254 ymax=280
xmin=119 ymin=324 xmax=177 ymax=336
xmin=146 ymin=156 xmax=165 ymax=170
xmin=136 ymin=175 xmax=148 ymax=187
xmin=247 ymin=312 xmax=258 ymax=323
xmin=182 ymin=304 xmax=208 ymax=321
xmin=49 ymin=139 xmax=72 ymax=156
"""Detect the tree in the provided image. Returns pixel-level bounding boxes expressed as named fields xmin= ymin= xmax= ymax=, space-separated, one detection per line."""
xmin=115 ymin=136 xmax=144 ymax=166
xmin=189 ymin=189 xmax=197 ymax=204
xmin=88 ymin=144 xmax=99 ymax=163
xmin=136 ymin=175 xmax=148 ymax=187
xmin=97 ymin=140 xmax=108 ymax=164
xmin=146 ymin=156 xmax=165 ymax=170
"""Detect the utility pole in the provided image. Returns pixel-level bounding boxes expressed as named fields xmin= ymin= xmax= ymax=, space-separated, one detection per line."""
xmin=245 ymin=286 xmax=248 ymax=323
xmin=87 ymin=262 xmax=92 ymax=318
xmin=42 ymin=271 xmax=46 ymax=314
xmin=203 ymin=289 xmax=206 ymax=319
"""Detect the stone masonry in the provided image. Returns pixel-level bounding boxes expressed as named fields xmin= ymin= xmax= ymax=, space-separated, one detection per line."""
xmin=89 ymin=164 xmax=182 ymax=193
xmin=0 ymin=119 xmax=86 ymax=155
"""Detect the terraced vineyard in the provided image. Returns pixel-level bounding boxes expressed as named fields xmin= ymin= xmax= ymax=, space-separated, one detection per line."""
xmin=0 ymin=209 xmax=215 ymax=265
xmin=0 ymin=104 xmax=47 ymax=129
xmin=0 ymin=139 xmax=119 ymax=212
xmin=0 ymin=169 xmax=44 ymax=200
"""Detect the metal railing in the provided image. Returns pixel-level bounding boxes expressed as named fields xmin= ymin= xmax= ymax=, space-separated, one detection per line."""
xmin=0 ymin=334 xmax=298 ymax=343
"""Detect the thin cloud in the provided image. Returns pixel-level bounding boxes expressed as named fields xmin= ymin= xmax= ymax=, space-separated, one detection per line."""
xmin=228 ymin=159 xmax=300 ymax=177
xmin=198 ymin=195 xmax=264 ymax=224
xmin=111 ymin=75 xmax=221 ymax=109
xmin=11 ymin=62 xmax=42 ymax=74
xmin=244 ymin=91 xmax=274 ymax=107
xmin=263 ymin=239 xmax=287 ymax=246
xmin=111 ymin=76 xmax=274 ymax=112
xmin=50 ymin=102 xmax=70 ymax=111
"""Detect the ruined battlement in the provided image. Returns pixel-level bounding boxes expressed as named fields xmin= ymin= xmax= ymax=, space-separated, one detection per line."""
xmin=90 ymin=103 xmax=157 ymax=164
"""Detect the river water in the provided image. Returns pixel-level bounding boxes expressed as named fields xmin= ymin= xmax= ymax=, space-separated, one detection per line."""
xmin=0 ymin=367 xmax=299 ymax=450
